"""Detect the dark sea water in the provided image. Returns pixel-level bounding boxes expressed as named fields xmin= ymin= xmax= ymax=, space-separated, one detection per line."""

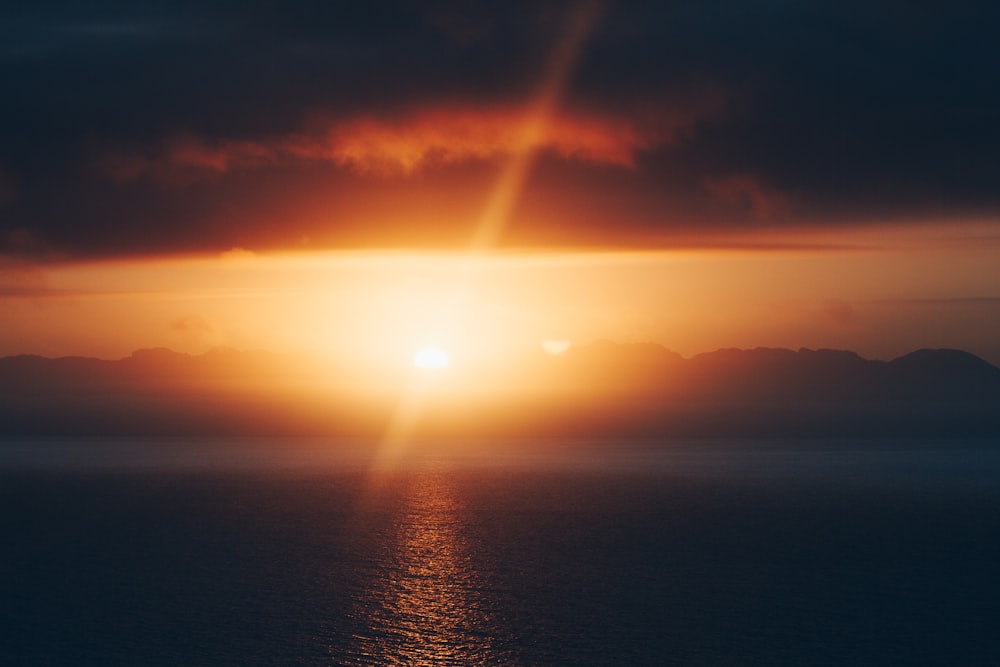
xmin=2 ymin=438 xmax=999 ymax=665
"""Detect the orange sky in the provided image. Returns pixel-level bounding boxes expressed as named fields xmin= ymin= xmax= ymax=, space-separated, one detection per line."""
xmin=3 ymin=219 xmax=999 ymax=370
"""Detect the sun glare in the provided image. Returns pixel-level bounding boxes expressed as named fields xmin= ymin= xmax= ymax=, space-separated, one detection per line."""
xmin=413 ymin=347 xmax=449 ymax=369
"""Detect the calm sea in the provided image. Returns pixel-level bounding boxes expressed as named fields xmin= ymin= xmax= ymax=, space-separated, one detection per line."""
xmin=2 ymin=438 xmax=999 ymax=665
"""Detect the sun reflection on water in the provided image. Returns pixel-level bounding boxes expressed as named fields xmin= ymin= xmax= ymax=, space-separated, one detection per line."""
xmin=343 ymin=470 xmax=500 ymax=665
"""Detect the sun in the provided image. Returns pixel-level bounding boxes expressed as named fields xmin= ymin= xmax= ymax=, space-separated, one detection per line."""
xmin=413 ymin=346 xmax=449 ymax=369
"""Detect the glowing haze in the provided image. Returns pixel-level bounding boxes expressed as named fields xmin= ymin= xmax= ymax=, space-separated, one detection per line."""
xmin=4 ymin=234 xmax=1000 ymax=369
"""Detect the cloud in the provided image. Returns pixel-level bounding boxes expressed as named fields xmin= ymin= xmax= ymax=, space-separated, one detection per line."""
xmin=6 ymin=2 xmax=999 ymax=260
xmin=821 ymin=299 xmax=858 ymax=327
xmin=705 ymin=174 xmax=792 ymax=221
xmin=98 ymin=136 xmax=274 ymax=184
xmin=0 ymin=286 xmax=87 ymax=298
xmin=171 ymin=314 xmax=221 ymax=350
xmin=97 ymin=102 xmax=717 ymax=183
xmin=2 ymin=227 xmax=50 ymax=260
xmin=218 ymin=247 xmax=258 ymax=262
xmin=0 ymin=257 xmax=79 ymax=302
xmin=171 ymin=314 xmax=215 ymax=335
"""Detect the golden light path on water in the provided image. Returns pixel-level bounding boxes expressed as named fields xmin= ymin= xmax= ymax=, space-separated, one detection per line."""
xmin=343 ymin=470 xmax=499 ymax=665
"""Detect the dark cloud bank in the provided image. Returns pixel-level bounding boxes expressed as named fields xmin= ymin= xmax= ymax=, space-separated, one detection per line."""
xmin=2 ymin=1 xmax=999 ymax=259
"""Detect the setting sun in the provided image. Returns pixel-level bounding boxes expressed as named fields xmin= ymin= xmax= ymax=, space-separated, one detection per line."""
xmin=413 ymin=347 xmax=449 ymax=369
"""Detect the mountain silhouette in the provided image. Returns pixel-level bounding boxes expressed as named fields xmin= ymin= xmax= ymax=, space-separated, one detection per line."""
xmin=2 ymin=344 xmax=998 ymax=438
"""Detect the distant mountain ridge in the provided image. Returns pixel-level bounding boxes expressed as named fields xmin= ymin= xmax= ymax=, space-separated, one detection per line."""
xmin=2 ymin=344 xmax=999 ymax=438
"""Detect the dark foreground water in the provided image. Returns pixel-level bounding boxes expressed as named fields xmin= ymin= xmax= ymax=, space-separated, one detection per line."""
xmin=1 ymin=438 xmax=999 ymax=665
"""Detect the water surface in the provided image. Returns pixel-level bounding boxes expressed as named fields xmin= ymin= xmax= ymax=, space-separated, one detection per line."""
xmin=2 ymin=438 xmax=998 ymax=665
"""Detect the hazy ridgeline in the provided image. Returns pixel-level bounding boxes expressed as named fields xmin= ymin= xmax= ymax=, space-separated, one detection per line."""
xmin=2 ymin=343 xmax=999 ymax=438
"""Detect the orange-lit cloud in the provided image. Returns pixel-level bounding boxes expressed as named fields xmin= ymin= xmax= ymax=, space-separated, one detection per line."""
xmin=171 ymin=314 xmax=222 ymax=349
xmin=218 ymin=247 xmax=258 ymax=262
xmin=171 ymin=314 xmax=216 ymax=336
xmin=98 ymin=101 xmax=723 ymax=184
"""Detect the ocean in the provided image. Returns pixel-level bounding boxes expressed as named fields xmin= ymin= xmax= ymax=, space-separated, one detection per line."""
xmin=2 ymin=438 xmax=999 ymax=665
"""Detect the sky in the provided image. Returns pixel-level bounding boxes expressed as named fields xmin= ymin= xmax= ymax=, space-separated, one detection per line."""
xmin=2 ymin=0 xmax=1000 ymax=366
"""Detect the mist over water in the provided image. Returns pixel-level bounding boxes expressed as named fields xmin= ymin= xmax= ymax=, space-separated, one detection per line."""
xmin=2 ymin=438 xmax=999 ymax=665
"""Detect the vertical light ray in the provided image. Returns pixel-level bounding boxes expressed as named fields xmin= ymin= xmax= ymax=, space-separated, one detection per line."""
xmin=470 ymin=0 xmax=603 ymax=252
xmin=368 ymin=1 xmax=604 ymax=470
xmin=369 ymin=374 xmax=434 ymax=471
